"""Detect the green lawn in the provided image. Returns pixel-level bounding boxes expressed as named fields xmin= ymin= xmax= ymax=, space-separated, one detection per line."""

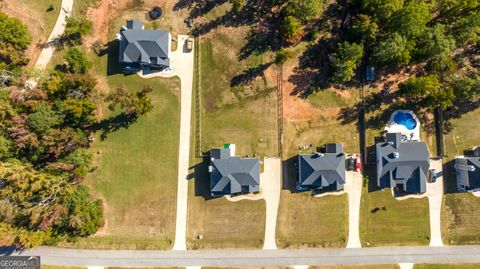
xmin=414 ymin=264 xmax=480 ymax=269
xmin=360 ymin=186 xmax=430 ymax=246
xmin=276 ymin=191 xmax=348 ymax=248
xmin=310 ymin=266 xmax=400 ymax=269
xmin=58 ymin=36 xmax=181 ymax=249
xmin=198 ymin=26 xmax=278 ymax=157
xmin=187 ymin=181 xmax=266 ymax=249
xmin=284 ymin=88 xmax=360 ymax=157
xmin=441 ymin=108 xmax=480 ymax=245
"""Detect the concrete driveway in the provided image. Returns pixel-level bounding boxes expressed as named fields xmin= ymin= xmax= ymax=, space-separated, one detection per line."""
xmin=261 ymin=158 xmax=281 ymax=250
xmin=142 ymin=35 xmax=195 ymax=251
xmin=344 ymin=170 xmax=363 ymax=248
xmin=426 ymin=158 xmax=444 ymax=246
xmin=225 ymin=157 xmax=281 ymax=250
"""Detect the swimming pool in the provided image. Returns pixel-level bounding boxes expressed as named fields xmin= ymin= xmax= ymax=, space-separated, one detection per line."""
xmin=393 ymin=111 xmax=417 ymax=130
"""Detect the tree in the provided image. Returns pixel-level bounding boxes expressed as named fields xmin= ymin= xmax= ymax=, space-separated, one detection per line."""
xmin=106 ymin=85 xmax=154 ymax=116
xmin=389 ymin=1 xmax=431 ymax=39
xmin=414 ymin=24 xmax=456 ymax=69
xmin=453 ymin=11 xmax=480 ymax=46
xmin=284 ymin=0 xmax=323 ymax=23
xmin=62 ymin=17 xmax=92 ymax=45
xmin=372 ymin=33 xmax=413 ymax=65
xmin=347 ymin=14 xmax=379 ymax=44
xmin=59 ymin=148 xmax=93 ymax=176
xmin=61 ymin=185 xmax=103 ymax=237
xmin=64 ymin=47 xmax=91 ymax=74
xmin=330 ymin=42 xmax=364 ymax=84
xmin=231 ymin=0 xmax=246 ymax=13
xmin=57 ymin=97 xmax=96 ymax=127
xmin=399 ymin=75 xmax=454 ymax=108
xmin=279 ymin=16 xmax=302 ymax=41
xmin=275 ymin=48 xmax=294 ymax=65
xmin=27 ymin=103 xmax=63 ymax=134
xmin=0 ymin=12 xmax=31 ymax=69
xmin=0 ymin=135 xmax=12 ymax=159
xmin=450 ymin=75 xmax=480 ymax=99
xmin=360 ymin=0 xmax=404 ymax=22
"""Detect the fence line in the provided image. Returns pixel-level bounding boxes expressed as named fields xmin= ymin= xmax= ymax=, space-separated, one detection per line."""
xmin=276 ymin=64 xmax=284 ymax=158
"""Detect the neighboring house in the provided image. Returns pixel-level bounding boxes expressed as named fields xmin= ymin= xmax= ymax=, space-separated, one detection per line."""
xmin=118 ymin=20 xmax=171 ymax=73
xmin=376 ymin=132 xmax=430 ymax=193
xmin=298 ymin=143 xmax=346 ymax=191
xmin=209 ymin=148 xmax=260 ymax=197
xmin=455 ymin=147 xmax=480 ymax=192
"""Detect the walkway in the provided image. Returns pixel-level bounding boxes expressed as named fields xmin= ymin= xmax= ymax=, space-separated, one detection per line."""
xmin=15 ymin=245 xmax=480 ymax=267
xmin=35 ymin=0 xmax=73 ymax=68
xmin=427 ymin=159 xmax=444 ymax=246
xmin=141 ymin=36 xmax=195 ymax=250
xmin=344 ymin=171 xmax=363 ymax=248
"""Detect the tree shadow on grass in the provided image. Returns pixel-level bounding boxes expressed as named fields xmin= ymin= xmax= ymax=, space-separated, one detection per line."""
xmin=90 ymin=113 xmax=138 ymax=140
xmin=230 ymin=62 xmax=273 ymax=87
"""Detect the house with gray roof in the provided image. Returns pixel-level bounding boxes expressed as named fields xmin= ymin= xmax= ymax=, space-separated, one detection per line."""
xmin=376 ymin=132 xmax=430 ymax=193
xmin=455 ymin=147 xmax=480 ymax=192
xmin=298 ymin=143 xmax=346 ymax=191
xmin=118 ymin=20 xmax=171 ymax=73
xmin=209 ymin=148 xmax=260 ymax=197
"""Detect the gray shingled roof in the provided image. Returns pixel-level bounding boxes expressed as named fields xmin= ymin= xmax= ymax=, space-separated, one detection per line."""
xmin=376 ymin=133 xmax=430 ymax=193
xmin=119 ymin=20 xmax=170 ymax=67
xmin=210 ymin=148 xmax=260 ymax=196
xmin=455 ymin=148 xmax=480 ymax=191
xmin=298 ymin=143 xmax=346 ymax=191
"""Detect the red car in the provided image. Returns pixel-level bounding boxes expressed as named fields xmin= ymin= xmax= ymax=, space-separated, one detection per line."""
xmin=354 ymin=157 xmax=362 ymax=172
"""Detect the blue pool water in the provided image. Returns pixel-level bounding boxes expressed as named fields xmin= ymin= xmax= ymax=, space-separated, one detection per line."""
xmin=393 ymin=112 xmax=417 ymax=130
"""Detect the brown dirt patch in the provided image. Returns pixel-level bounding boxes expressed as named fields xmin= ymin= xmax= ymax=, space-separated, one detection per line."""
xmin=2 ymin=0 xmax=47 ymax=66
xmin=264 ymin=59 xmax=321 ymax=122
xmin=85 ymin=0 xmax=111 ymax=48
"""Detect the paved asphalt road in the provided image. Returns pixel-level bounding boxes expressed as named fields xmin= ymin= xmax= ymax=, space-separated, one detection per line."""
xmin=7 ymin=246 xmax=480 ymax=267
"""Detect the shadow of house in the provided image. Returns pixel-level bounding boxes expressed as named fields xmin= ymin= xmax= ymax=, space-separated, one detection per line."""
xmin=282 ymin=155 xmax=300 ymax=192
xmin=188 ymin=154 xmax=219 ymax=200
xmin=100 ymin=40 xmax=124 ymax=76
xmin=443 ymin=159 xmax=457 ymax=194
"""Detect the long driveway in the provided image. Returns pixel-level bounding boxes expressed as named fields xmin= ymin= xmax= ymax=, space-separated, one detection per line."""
xmin=35 ymin=0 xmax=74 ymax=68
xmin=261 ymin=158 xmax=281 ymax=250
xmin=13 ymin=246 xmax=480 ymax=267
xmin=170 ymin=35 xmax=195 ymax=251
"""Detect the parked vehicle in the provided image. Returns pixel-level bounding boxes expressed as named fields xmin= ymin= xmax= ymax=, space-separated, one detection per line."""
xmin=347 ymin=157 xmax=355 ymax=171
xmin=428 ymin=169 xmax=438 ymax=183
xmin=354 ymin=157 xmax=361 ymax=172
xmin=186 ymin=38 xmax=193 ymax=51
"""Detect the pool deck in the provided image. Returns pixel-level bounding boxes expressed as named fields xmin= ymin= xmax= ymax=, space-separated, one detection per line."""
xmin=385 ymin=110 xmax=420 ymax=141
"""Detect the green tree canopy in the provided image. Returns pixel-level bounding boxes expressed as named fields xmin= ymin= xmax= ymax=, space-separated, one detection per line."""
xmin=279 ymin=15 xmax=302 ymax=41
xmin=414 ymin=24 xmax=456 ymax=69
xmin=348 ymin=14 xmax=379 ymax=44
xmin=64 ymin=47 xmax=92 ymax=74
xmin=360 ymin=0 xmax=404 ymax=22
xmin=372 ymin=33 xmax=413 ymax=65
xmin=399 ymin=75 xmax=454 ymax=108
xmin=330 ymin=42 xmax=364 ymax=83
xmin=63 ymin=17 xmax=92 ymax=45
xmin=284 ymin=0 xmax=323 ymax=22
xmin=27 ymin=103 xmax=63 ymax=134
xmin=389 ymin=1 xmax=431 ymax=39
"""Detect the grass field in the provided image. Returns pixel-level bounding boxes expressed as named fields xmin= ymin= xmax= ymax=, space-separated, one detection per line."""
xmin=360 ymin=186 xmax=430 ymax=246
xmin=284 ymin=89 xmax=360 ymax=157
xmin=276 ymin=191 xmax=348 ymax=248
xmin=57 ymin=30 xmax=181 ymax=249
xmin=414 ymin=264 xmax=480 ymax=269
xmin=441 ymin=108 xmax=480 ymax=245
xmin=187 ymin=181 xmax=266 ymax=249
xmin=310 ymin=265 xmax=400 ymax=269
xmin=198 ymin=26 xmax=278 ymax=157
